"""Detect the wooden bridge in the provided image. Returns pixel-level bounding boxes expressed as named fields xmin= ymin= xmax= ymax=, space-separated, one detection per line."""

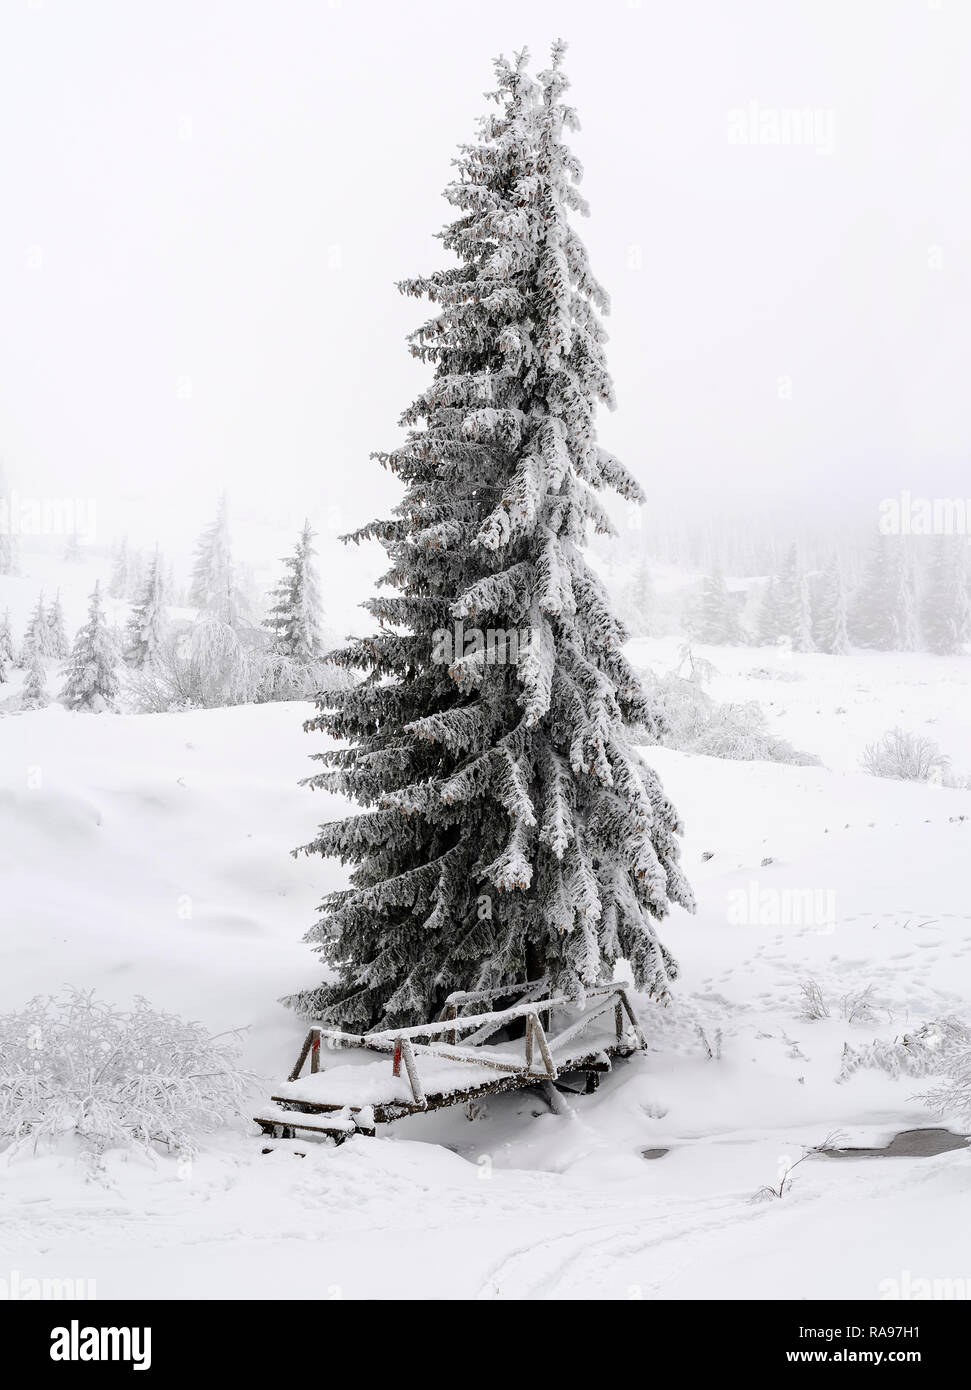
xmin=255 ymin=980 xmax=646 ymax=1144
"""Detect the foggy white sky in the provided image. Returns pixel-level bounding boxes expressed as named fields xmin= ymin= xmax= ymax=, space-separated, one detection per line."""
xmin=1 ymin=0 xmax=968 ymax=597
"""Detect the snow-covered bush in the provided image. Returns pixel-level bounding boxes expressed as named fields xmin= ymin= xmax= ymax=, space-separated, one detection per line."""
xmin=839 ymin=984 xmax=878 ymax=1025
xmin=0 ymin=989 xmax=253 ymax=1156
xmin=861 ymin=726 xmax=950 ymax=782
xmin=838 ymin=1017 xmax=971 ymax=1087
xmin=246 ymin=650 xmax=354 ymax=704
xmin=188 ymin=614 xmax=250 ymax=703
xmin=918 ymin=1021 xmax=971 ymax=1121
xmin=688 ymin=702 xmax=818 ymax=764
xmin=636 ymin=672 xmax=820 ymax=766
xmin=126 ymin=619 xmax=352 ymax=712
xmin=798 ymin=978 xmax=830 ymax=1021
xmin=124 ymin=629 xmax=199 ymax=712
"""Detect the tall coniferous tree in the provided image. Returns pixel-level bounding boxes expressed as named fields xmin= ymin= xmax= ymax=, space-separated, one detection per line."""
xmin=264 ymin=520 xmax=324 ymax=659
xmin=22 ymin=646 xmax=49 ymax=709
xmin=894 ymin=545 xmax=920 ymax=651
xmin=21 ymin=593 xmax=51 ymax=664
xmin=47 ymin=591 xmax=69 ymax=660
xmin=958 ymin=547 xmax=971 ymax=644
xmin=622 ymin=558 xmax=657 ymax=638
xmin=0 ymin=608 xmax=14 ymax=666
xmin=60 ymin=582 xmax=119 ymax=711
xmin=108 ymin=537 xmax=133 ymax=600
xmin=0 ymin=532 xmax=15 ymax=576
xmin=921 ymin=537 xmax=968 ymax=654
xmin=694 ymin=567 xmax=740 ymax=645
xmin=62 ymin=533 xmax=83 ymax=564
xmin=776 ymin=544 xmax=815 ymax=652
xmin=852 ymin=534 xmax=902 ymax=650
xmin=0 ymin=466 xmax=20 ymax=576
xmin=189 ymin=494 xmax=238 ymax=622
xmin=286 ymin=45 xmax=694 ymax=1031
xmin=125 ymin=548 xmax=167 ymax=669
xmin=756 ymin=575 xmax=783 ymax=645
xmin=814 ymin=555 xmax=849 ymax=654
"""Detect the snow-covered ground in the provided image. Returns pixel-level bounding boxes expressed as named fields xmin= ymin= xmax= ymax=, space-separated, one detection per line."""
xmin=2 ymin=632 xmax=970 ymax=1300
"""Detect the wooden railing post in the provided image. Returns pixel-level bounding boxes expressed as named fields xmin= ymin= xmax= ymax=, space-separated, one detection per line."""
xmin=400 ymin=1037 xmax=426 ymax=1107
xmin=616 ymin=987 xmax=647 ymax=1049
xmin=528 ymin=1012 xmax=556 ymax=1078
xmin=287 ymin=1029 xmax=318 ymax=1082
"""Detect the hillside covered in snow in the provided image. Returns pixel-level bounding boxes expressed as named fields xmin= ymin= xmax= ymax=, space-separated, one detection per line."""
xmin=3 ymin=629 xmax=970 ymax=1299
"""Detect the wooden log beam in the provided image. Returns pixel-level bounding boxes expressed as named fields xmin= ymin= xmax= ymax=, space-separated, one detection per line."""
xmin=545 ymin=991 xmax=620 ymax=1054
xmin=616 ymin=987 xmax=648 ymax=1049
xmin=399 ymin=1036 xmax=426 ymax=1108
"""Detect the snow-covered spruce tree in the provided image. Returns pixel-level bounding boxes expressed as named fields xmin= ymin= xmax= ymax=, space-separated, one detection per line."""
xmin=108 ymin=536 xmax=133 ymax=600
xmin=620 ymin=558 xmax=657 ymax=638
xmin=125 ymin=548 xmax=167 ymax=669
xmin=189 ymin=493 xmax=238 ymax=622
xmin=60 ymin=582 xmax=119 ymax=712
xmin=693 ymin=567 xmax=741 ymax=644
xmin=286 ymin=46 xmax=694 ymax=1032
xmin=0 ymin=466 xmax=19 ymax=576
xmin=0 ymin=607 xmax=14 ymax=667
xmin=921 ymin=537 xmax=968 ymax=654
xmin=128 ymin=549 xmax=146 ymax=604
xmin=851 ymin=533 xmax=902 ymax=650
xmin=813 ymin=555 xmax=849 ymax=655
xmin=0 ymin=531 xmax=16 ymax=576
xmin=47 ymin=591 xmax=69 ymax=660
xmin=62 ymin=532 xmax=83 ymax=564
xmin=959 ymin=547 xmax=971 ymax=645
xmin=776 ymin=545 xmax=814 ymax=652
xmin=895 ymin=545 xmax=920 ymax=652
xmin=756 ymin=575 xmax=783 ymax=645
xmin=20 ymin=592 xmax=51 ymax=665
xmin=264 ymin=520 xmax=324 ymax=659
xmin=21 ymin=646 xmax=49 ymax=710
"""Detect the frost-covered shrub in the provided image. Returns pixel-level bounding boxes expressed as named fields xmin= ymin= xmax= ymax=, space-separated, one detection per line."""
xmin=246 ymin=650 xmax=354 ymax=704
xmin=687 ymin=702 xmax=818 ymax=764
xmin=918 ymin=1021 xmax=971 ymax=1121
xmin=838 ymin=1017 xmax=971 ymax=1087
xmin=127 ymin=620 xmax=353 ymax=712
xmin=671 ymin=644 xmax=718 ymax=685
xmin=636 ymin=672 xmax=820 ymax=766
xmin=839 ymin=984 xmax=878 ymax=1025
xmin=861 ymin=727 xmax=950 ymax=782
xmin=798 ymin=978 xmax=830 ymax=1021
xmin=0 ymin=989 xmax=253 ymax=1156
